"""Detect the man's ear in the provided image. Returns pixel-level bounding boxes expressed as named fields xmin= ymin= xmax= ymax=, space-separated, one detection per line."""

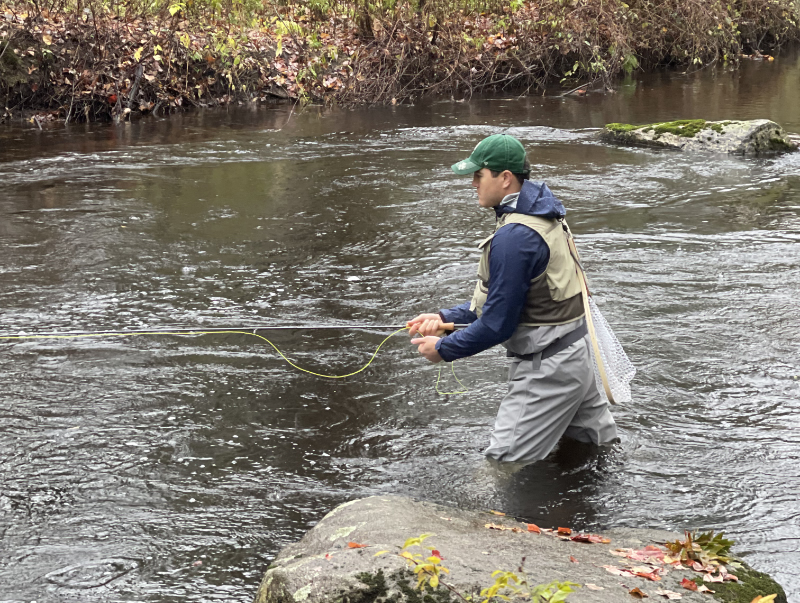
xmin=503 ymin=170 xmax=515 ymax=189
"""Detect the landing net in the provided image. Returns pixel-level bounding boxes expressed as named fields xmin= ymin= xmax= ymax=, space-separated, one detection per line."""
xmin=587 ymin=296 xmax=636 ymax=404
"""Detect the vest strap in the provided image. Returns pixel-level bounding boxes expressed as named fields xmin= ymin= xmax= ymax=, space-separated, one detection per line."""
xmin=506 ymin=321 xmax=588 ymax=361
xmin=565 ymin=231 xmax=617 ymax=405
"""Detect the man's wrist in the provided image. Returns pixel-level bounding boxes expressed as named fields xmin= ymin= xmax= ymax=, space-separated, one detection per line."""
xmin=434 ymin=337 xmax=452 ymax=362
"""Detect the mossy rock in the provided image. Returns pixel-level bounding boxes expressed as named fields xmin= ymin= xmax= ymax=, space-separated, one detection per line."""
xmin=606 ymin=119 xmax=720 ymax=138
xmin=348 ymin=569 xmax=454 ymax=603
xmin=605 ymin=122 xmax=642 ymax=133
xmin=688 ymin=563 xmax=787 ymax=603
xmin=602 ymin=119 xmax=797 ymax=155
xmin=345 ymin=570 xmax=391 ymax=603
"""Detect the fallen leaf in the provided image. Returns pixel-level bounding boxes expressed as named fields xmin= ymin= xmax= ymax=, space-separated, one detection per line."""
xmin=347 ymin=542 xmax=368 ymax=549
xmin=569 ymin=556 xmax=578 ymax=563
xmin=325 ymin=553 xmax=333 ymax=560
xmin=628 ymin=546 xmax=666 ymax=562
xmin=585 ymin=584 xmax=604 ymax=591
xmin=42 ymin=33 xmax=52 ymax=45
xmin=703 ymin=573 xmax=724 ymax=583
xmin=557 ymin=527 xmax=572 ymax=536
xmin=603 ymin=565 xmax=635 ymax=578
xmin=630 ymin=587 xmax=648 ymax=598
xmin=527 ymin=524 xmax=541 ymax=533
xmin=750 ymin=596 xmax=777 ymax=603
xmin=632 ymin=566 xmax=664 ymax=581
xmin=680 ymin=578 xmax=698 ymax=591
xmin=655 ymin=589 xmax=682 ymax=599
xmin=697 ymin=585 xmax=715 ymax=594
xmin=489 ymin=510 xmax=505 ymax=516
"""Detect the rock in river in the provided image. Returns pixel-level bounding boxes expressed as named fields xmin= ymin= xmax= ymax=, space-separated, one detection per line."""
xmin=254 ymin=495 xmax=787 ymax=603
xmin=601 ymin=119 xmax=798 ymax=155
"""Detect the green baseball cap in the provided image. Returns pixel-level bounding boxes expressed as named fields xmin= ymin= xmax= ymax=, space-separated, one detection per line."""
xmin=451 ymin=133 xmax=528 ymax=175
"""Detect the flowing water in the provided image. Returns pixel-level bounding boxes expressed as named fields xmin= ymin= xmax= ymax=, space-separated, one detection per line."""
xmin=1 ymin=52 xmax=800 ymax=602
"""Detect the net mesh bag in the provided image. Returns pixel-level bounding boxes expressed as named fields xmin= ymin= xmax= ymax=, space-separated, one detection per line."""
xmin=587 ymin=296 xmax=636 ymax=404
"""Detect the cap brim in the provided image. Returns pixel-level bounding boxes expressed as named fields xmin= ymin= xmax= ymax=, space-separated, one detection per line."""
xmin=451 ymin=158 xmax=481 ymax=175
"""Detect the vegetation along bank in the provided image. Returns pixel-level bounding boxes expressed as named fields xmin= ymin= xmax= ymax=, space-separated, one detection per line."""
xmin=1 ymin=0 xmax=799 ymax=124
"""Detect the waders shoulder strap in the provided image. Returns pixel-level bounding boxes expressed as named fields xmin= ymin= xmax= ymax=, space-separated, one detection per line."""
xmin=563 ymin=224 xmax=617 ymax=405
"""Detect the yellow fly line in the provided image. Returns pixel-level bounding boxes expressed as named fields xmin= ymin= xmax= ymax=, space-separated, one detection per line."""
xmin=0 ymin=327 xmax=468 ymax=395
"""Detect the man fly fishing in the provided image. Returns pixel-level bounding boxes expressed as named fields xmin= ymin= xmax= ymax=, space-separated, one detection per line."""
xmin=407 ymin=133 xmax=618 ymax=464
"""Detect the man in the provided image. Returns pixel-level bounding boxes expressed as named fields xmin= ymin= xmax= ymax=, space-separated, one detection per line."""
xmin=407 ymin=133 xmax=617 ymax=464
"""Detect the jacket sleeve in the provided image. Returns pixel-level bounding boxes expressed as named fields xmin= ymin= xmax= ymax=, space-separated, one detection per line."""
xmin=435 ymin=224 xmax=550 ymax=362
xmin=438 ymin=302 xmax=477 ymax=325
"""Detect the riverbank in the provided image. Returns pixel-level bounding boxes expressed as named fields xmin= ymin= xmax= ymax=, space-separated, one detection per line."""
xmin=2 ymin=0 xmax=799 ymax=124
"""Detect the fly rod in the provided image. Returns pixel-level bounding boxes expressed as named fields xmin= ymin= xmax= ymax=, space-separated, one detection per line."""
xmin=0 ymin=323 xmax=468 ymax=339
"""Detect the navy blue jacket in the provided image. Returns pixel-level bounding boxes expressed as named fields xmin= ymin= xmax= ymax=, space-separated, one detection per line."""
xmin=435 ymin=181 xmax=567 ymax=362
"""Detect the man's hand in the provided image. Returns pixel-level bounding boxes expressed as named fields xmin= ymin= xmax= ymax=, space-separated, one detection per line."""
xmin=406 ymin=313 xmax=446 ymax=337
xmin=411 ymin=336 xmax=443 ymax=363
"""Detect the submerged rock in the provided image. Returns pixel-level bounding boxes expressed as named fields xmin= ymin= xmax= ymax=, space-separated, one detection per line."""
xmin=601 ymin=119 xmax=797 ymax=155
xmin=253 ymin=495 xmax=786 ymax=603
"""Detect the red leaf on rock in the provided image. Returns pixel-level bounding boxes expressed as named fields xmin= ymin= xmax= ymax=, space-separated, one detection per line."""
xmin=629 ymin=546 xmax=666 ymax=562
xmin=527 ymin=523 xmax=541 ymax=533
xmin=569 ymin=556 xmax=578 ymax=563
xmin=431 ymin=550 xmax=444 ymax=560
xmin=347 ymin=542 xmax=368 ymax=548
xmin=630 ymin=587 xmax=648 ymax=598
xmin=680 ymin=578 xmax=698 ymax=591
xmin=557 ymin=527 xmax=572 ymax=536
xmin=634 ymin=568 xmax=663 ymax=581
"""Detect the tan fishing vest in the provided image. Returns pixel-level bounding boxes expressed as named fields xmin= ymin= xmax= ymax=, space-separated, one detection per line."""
xmin=469 ymin=213 xmax=585 ymax=326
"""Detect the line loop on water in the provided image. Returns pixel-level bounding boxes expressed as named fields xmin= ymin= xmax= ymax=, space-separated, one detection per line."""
xmin=0 ymin=327 xmax=468 ymax=394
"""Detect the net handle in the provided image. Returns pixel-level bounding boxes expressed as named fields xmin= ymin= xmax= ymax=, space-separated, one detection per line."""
xmin=563 ymin=223 xmax=618 ymax=405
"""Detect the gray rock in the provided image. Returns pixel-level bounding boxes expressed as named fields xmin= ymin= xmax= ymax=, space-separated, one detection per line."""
xmin=601 ymin=119 xmax=798 ymax=155
xmin=253 ymin=495 xmax=786 ymax=603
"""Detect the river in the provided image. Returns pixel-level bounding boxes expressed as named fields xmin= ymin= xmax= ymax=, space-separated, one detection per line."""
xmin=1 ymin=51 xmax=799 ymax=602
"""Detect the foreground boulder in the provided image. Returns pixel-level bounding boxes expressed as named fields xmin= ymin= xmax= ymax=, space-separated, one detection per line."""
xmin=254 ymin=495 xmax=786 ymax=603
xmin=601 ymin=119 xmax=797 ymax=155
